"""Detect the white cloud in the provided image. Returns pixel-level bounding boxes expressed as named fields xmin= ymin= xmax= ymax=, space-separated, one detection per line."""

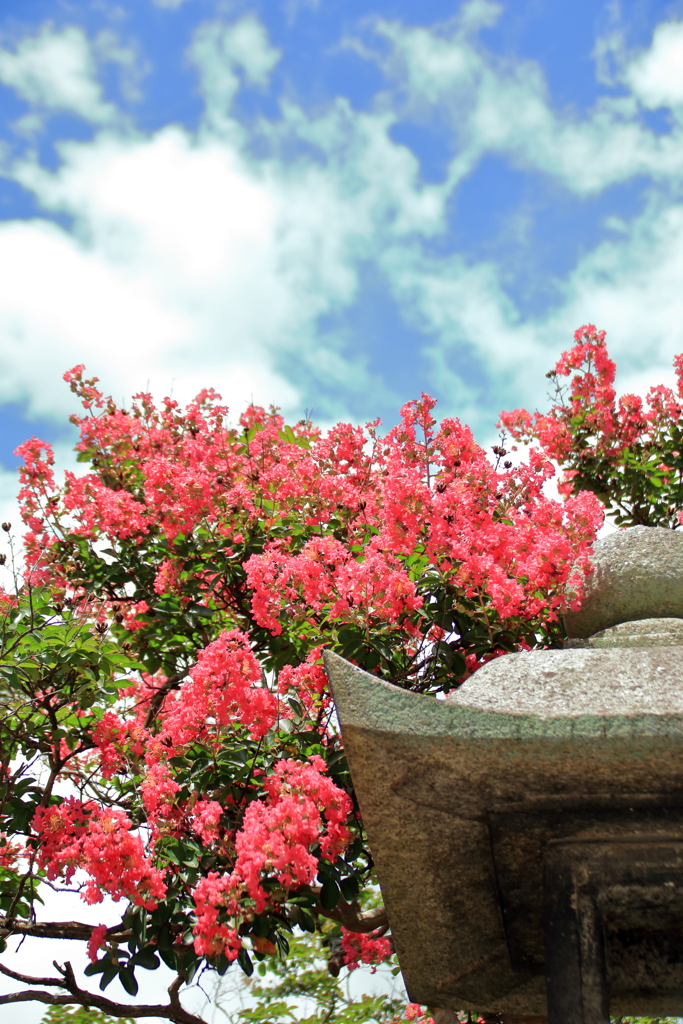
xmin=94 ymin=29 xmax=148 ymax=104
xmin=2 ymin=7 xmax=683 ymax=449
xmin=0 ymin=104 xmax=429 ymax=422
xmin=459 ymin=0 xmax=503 ymax=33
xmin=0 ymin=130 xmax=299 ymax=420
xmin=626 ymin=20 xmax=683 ymax=110
xmin=370 ymin=15 xmax=683 ymax=194
xmin=189 ymin=16 xmax=281 ymax=129
xmin=0 ymin=25 xmax=115 ymax=122
xmin=284 ymin=0 xmax=321 ymax=23
xmin=0 ymin=11 xmax=449 ymax=427
xmin=382 ymin=195 xmax=683 ymax=433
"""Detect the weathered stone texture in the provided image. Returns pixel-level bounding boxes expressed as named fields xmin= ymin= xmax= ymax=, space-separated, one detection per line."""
xmin=564 ymin=525 xmax=683 ymax=638
xmin=447 ymin=644 xmax=683 ymax=718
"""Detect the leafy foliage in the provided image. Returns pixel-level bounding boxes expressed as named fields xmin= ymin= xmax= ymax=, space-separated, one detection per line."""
xmin=222 ymin=927 xmax=405 ymax=1024
xmin=40 ymin=1007 xmax=135 ymax=1024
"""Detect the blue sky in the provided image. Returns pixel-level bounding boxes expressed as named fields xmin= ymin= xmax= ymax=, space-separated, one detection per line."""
xmin=1 ymin=0 xmax=683 ymax=490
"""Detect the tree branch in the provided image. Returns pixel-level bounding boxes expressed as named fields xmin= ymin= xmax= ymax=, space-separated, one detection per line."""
xmin=311 ymin=891 xmax=389 ymax=933
xmin=0 ymin=962 xmax=64 ymax=987
xmin=0 ymin=990 xmax=75 ymax=1006
xmin=0 ymin=919 xmax=129 ymax=942
xmin=54 ymin=961 xmax=208 ymax=1024
xmin=143 ymin=674 xmax=184 ymax=728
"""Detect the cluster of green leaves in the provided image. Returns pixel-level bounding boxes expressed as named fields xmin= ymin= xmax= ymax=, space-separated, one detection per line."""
xmin=40 ymin=1007 xmax=135 ymax=1024
xmin=218 ymin=927 xmax=404 ymax=1024
xmin=0 ymin=583 xmax=143 ymax=949
xmin=551 ymin=405 xmax=683 ymax=529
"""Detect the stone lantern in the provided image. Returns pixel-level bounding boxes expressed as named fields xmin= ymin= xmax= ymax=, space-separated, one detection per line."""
xmin=324 ymin=526 xmax=683 ymax=1024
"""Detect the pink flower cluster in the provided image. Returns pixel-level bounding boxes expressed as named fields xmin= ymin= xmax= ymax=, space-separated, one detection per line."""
xmin=242 ymin=395 xmax=602 ymax=628
xmin=191 ymin=873 xmax=241 ymax=959
xmin=341 ymin=927 xmax=393 ymax=972
xmin=278 ymin=647 xmax=330 ymax=713
xmin=0 ymin=832 xmax=21 ymax=868
xmin=32 ymin=798 xmax=166 ymax=909
xmin=191 ymin=756 xmax=352 ymax=958
xmin=403 ymin=1006 xmax=435 ymax=1023
xmin=158 ymin=630 xmax=277 ymax=749
xmin=87 ymin=924 xmax=109 ymax=963
xmin=246 ymin=538 xmax=423 ymax=637
xmin=501 ymin=325 xmax=683 ymax=499
xmin=16 ymin=369 xmax=601 ymax=637
xmin=92 ymin=711 xmax=127 ymax=779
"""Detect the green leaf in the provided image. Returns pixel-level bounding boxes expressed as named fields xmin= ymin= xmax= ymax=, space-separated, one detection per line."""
xmin=237 ymin=947 xmax=254 ymax=976
xmin=131 ymin=948 xmax=159 ymax=971
xmin=339 ymin=876 xmax=360 ymax=901
xmin=119 ymin=966 xmax=138 ymax=996
xmin=319 ymin=879 xmax=340 ymax=910
xmin=98 ymin=966 xmax=119 ymax=991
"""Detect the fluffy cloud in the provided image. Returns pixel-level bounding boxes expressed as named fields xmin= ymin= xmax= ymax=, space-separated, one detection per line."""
xmin=190 ymin=16 xmax=281 ymax=128
xmin=371 ymin=10 xmax=683 ymax=194
xmin=386 ymin=194 xmax=683 ymax=426
xmin=0 ymin=15 xmax=449 ymax=428
xmin=1 ymin=5 xmax=683 ymax=452
xmin=0 ymin=25 xmax=116 ymax=122
xmin=625 ymin=20 xmax=683 ymax=110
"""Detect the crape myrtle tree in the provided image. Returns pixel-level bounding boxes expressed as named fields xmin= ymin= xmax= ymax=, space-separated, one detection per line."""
xmin=2 ymin=323 xmax=672 ymax=1024
xmin=500 ymin=326 xmax=683 ymax=529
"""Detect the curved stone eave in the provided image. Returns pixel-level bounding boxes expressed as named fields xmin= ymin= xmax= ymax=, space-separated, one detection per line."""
xmin=323 ymin=650 xmax=683 ymax=742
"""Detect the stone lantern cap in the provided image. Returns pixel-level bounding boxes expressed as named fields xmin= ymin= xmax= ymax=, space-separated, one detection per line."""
xmin=564 ymin=524 xmax=683 ymax=640
xmin=324 ymin=526 xmax=683 ymax=1019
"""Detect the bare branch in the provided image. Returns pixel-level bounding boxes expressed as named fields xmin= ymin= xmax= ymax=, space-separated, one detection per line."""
xmin=0 ymin=990 xmax=75 ymax=1006
xmin=52 ymin=961 xmax=208 ymax=1024
xmin=0 ymin=962 xmax=64 ymax=987
xmin=312 ymin=892 xmax=389 ymax=933
xmin=0 ymin=919 xmax=129 ymax=942
xmin=143 ymin=674 xmax=184 ymax=728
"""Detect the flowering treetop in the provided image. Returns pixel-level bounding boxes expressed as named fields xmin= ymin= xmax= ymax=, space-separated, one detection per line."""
xmin=0 ymin=339 xmax=607 ymax=1022
xmin=501 ymin=324 xmax=683 ymax=529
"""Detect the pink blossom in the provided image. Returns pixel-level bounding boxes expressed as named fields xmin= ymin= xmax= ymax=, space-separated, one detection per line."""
xmin=87 ymin=924 xmax=108 ymax=963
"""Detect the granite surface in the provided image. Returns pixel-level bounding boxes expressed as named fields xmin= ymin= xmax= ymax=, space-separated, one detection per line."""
xmin=446 ymin=644 xmax=683 ymax=718
xmin=564 ymin=616 xmax=683 ymax=648
xmin=324 ymin=648 xmax=683 ymax=1015
xmin=564 ymin=525 xmax=683 ymax=637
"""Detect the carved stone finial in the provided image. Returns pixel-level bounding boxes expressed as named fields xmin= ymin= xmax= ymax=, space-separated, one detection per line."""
xmin=564 ymin=525 xmax=683 ymax=639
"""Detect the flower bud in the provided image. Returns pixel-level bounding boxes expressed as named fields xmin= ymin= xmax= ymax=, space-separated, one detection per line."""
xmin=1 ymin=523 xmax=10 ymax=533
